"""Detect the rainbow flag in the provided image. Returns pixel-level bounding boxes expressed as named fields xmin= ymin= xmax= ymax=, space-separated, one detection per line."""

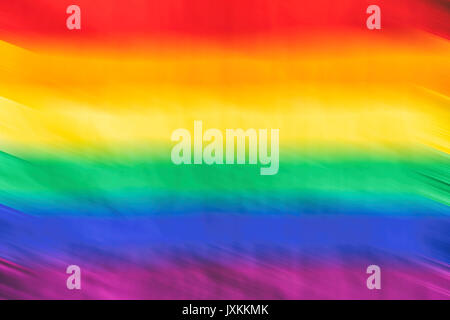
xmin=0 ymin=0 xmax=448 ymax=299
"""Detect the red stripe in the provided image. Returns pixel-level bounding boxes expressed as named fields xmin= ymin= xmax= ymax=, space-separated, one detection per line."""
xmin=0 ymin=0 xmax=448 ymax=44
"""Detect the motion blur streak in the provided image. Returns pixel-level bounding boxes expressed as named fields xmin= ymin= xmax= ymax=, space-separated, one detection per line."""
xmin=0 ymin=0 xmax=449 ymax=299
